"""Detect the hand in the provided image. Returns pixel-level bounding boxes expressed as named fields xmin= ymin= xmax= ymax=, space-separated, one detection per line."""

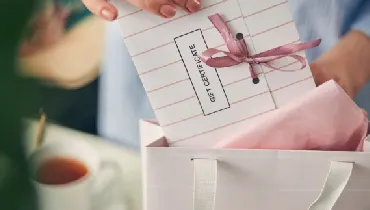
xmin=81 ymin=0 xmax=201 ymax=21
xmin=310 ymin=30 xmax=370 ymax=99
xmin=20 ymin=4 xmax=69 ymax=56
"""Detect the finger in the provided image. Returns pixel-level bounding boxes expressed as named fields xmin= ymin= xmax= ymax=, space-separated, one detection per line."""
xmin=362 ymin=109 xmax=368 ymax=117
xmin=127 ymin=0 xmax=177 ymax=18
xmin=310 ymin=62 xmax=328 ymax=86
xmin=173 ymin=0 xmax=201 ymax=13
xmin=81 ymin=0 xmax=118 ymax=21
xmin=186 ymin=0 xmax=201 ymax=13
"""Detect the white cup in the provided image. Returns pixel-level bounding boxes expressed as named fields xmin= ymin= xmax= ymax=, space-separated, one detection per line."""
xmin=29 ymin=140 xmax=123 ymax=210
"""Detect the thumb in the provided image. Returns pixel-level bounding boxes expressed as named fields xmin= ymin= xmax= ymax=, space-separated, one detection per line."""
xmin=81 ymin=0 xmax=118 ymax=21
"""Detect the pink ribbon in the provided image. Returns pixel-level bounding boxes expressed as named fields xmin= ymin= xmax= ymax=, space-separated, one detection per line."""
xmin=200 ymin=14 xmax=321 ymax=83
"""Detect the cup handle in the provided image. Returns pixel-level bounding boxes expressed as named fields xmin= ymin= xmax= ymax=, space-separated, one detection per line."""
xmin=91 ymin=160 xmax=126 ymax=210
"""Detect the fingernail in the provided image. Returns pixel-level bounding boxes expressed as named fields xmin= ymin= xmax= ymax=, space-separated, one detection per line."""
xmin=160 ymin=5 xmax=176 ymax=18
xmin=101 ymin=8 xmax=116 ymax=21
xmin=187 ymin=0 xmax=201 ymax=13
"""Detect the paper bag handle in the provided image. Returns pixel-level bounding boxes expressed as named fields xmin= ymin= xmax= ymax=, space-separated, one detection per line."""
xmin=192 ymin=159 xmax=353 ymax=210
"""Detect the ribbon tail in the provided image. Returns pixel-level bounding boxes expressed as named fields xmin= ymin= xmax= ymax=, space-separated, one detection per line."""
xmin=261 ymin=55 xmax=307 ymax=72
xmin=201 ymin=48 xmax=243 ymax=68
xmin=249 ymin=65 xmax=258 ymax=79
xmin=208 ymin=14 xmax=235 ymax=49
xmin=208 ymin=14 xmax=246 ymax=55
xmin=255 ymin=39 xmax=321 ymax=57
xmin=201 ymin=56 xmax=242 ymax=68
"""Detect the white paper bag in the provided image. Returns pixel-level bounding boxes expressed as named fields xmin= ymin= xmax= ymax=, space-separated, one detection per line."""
xmin=140 ymin=120 xmax=370 ymax=210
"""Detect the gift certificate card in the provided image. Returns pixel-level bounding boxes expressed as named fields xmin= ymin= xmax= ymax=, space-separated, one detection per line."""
xmin=111 ymin=0 xmax=316 ymax=147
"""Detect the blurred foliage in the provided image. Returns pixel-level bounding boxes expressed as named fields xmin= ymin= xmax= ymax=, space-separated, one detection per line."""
xmin=0 ymin=0 xmax=39 ymax=209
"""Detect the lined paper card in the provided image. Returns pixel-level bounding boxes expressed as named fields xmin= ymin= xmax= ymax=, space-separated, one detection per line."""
xmin=111 ymin=0 xmax=316 ymax=147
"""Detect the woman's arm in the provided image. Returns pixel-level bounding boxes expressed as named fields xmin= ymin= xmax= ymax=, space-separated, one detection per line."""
xmin=311 ymin=0 xmax=370 ymax=98
xmin=311 ymin=30 xmax=370 ymax=98
xmin=289 ymin=0 xmax=370 ymax=98
xmin=19 ymin=16 xmax=105 ymax=89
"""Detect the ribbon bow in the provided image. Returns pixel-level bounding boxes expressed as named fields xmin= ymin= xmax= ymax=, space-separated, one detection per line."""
xmin=200 ymin=14 xmax=321 ymax=84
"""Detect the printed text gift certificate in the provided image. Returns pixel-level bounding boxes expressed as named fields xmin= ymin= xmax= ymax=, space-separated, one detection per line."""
xmin=112 ymin=0 xmax=320 ymax=147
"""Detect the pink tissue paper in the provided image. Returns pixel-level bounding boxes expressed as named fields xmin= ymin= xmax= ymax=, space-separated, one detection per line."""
xmin=215 ymin=80 xmax=368 ymax=151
